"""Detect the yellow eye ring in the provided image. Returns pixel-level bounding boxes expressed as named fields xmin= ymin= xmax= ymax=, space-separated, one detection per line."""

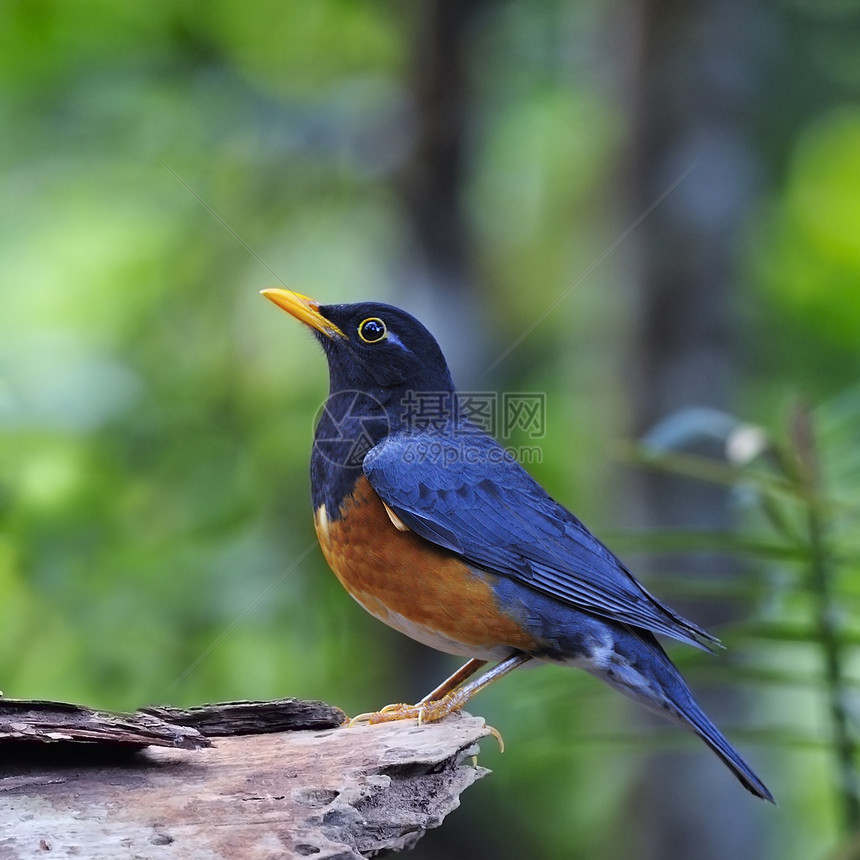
xmin=358 ymin=317 xmax=387 ymax=343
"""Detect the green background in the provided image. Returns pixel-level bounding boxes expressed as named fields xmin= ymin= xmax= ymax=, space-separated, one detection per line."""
xmin=2 ymin=1 xmax=860 ymax=857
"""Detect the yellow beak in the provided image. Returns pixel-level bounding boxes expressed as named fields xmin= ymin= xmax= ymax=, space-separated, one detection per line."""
xmin=260 ymin=288 xmax=346 ymax=339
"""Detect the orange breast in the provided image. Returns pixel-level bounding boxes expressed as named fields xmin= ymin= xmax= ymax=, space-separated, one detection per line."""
xmin=314 ymin=475 xmax=538 ymax=659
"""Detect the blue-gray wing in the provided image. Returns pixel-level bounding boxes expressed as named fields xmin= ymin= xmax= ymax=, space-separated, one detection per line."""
xmin=363 ymin=432 xmax=718 ymax=650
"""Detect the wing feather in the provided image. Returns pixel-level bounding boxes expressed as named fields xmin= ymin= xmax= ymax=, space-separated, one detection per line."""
xmin=363 ymin=432 xmax=718 ymax=650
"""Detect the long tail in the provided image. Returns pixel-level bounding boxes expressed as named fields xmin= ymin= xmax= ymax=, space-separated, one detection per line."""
xmin=585 ymin=626 xmax=775 ymax=803
xmin=678 ymin=694 xmax=775 ymax=803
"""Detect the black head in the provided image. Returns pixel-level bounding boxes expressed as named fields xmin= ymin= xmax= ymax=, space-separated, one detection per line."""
xmin=264 ymin=289 xmax=461 ymax=511
xmin=263 ymin=289 xmax=460 ymax=510
xmin=261 ymin=289 xmax=456 ymax=401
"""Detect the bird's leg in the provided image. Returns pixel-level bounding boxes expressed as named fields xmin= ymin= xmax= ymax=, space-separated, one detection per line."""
xmin=349 ymin=653 xmax=532 ymax=729
xmin=413 ymin=653 xmax=531 ymax=723
xmin=419 ymin=657 xmax=488 ymax=703
xmin=370 ymin=657 xmax=487 ymax=721
xmin=350 ymin=657 xmax=486 ymax=725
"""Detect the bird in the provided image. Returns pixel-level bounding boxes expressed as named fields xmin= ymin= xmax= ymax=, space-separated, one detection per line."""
xmin=261 ymin=287 xmax=774 ymax=803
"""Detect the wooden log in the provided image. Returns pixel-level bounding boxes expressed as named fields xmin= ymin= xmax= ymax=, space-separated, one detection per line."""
xmin=0 ymin=698 xmax=493 ymax=859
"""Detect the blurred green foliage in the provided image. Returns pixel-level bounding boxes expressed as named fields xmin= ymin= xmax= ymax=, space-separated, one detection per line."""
xmin=2 ymin=1 xmax=860 ymax=858
xmin=750 ymin=107 xmax=860 ymax=395
xmin=633 ymin=392 xmax=860 ymax=851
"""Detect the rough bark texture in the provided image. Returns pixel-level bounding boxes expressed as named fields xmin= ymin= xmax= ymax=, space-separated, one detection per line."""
xmin=0 ymin=698 xmax=211 ymax=750
xmin=141 ymin=698 xmax=346 ymax=736
xmin=0 ymin=698 xmax=492 ymax=859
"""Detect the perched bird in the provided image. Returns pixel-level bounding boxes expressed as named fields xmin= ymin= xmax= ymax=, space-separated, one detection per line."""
xmin=262 ymin=288 xmax=773 ymax=802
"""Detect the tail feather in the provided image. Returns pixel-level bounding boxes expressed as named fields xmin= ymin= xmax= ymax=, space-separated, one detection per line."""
xmin=582 ymin=625 xmax=775 ymax=803
xmin=684 ymin=703 xmax=775 ymax=804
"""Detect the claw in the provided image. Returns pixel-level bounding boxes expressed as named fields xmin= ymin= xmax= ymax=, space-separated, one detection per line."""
xmin=379 ymin=702 xmax=411 ymax=715
xmin=347 ymin=695 xmax=461 ymax=727
xmin=485 ymin=723 xmax=505 ymax=753
xmin=349 ymin=702 xmax=505 ymax=753
xmin=347 ymin=703 xmax=416 ymax=727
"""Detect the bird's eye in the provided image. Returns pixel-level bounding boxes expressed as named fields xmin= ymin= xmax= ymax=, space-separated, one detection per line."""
xmin=358 ymin=317 xmax=387 ymax=343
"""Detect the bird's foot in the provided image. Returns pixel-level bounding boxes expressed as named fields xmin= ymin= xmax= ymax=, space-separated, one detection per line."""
xmin=347 ymin=703 xmax=411 ymax=727
xmin=348 ymin=696 xmax=454 ymax=727
xmin=346 ymin=693 xmax=505 ymax=750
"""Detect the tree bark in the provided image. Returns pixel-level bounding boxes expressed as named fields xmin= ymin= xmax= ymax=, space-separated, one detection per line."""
xmin=0 ymin=698 xmax=493 ymax=859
